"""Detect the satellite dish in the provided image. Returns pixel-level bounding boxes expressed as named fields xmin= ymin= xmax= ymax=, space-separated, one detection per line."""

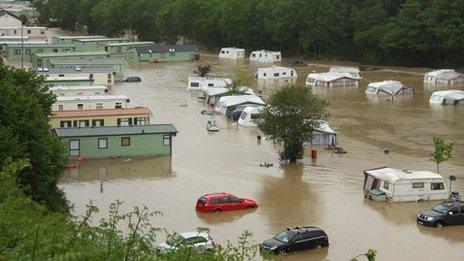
xmin=449 ymin=175 xmax=456 ymax=181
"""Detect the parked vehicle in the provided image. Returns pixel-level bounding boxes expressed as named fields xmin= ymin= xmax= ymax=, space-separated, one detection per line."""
xmin=417 ymin=201 xmax=464 ymax=227
xmin=219 ymin=47 xmax=245 ymax=60
xmin=206 ymin=120 xmax=219 ymax=132
xmin=156 ymin=231 xmax=214 ymax=253
xmin=195 ymin=193 xmax=258 ymax=213
xmin=123 ymin=76 xmax=141 ymax=82
xmin=260 ymin=226 xmax=329 ymax=255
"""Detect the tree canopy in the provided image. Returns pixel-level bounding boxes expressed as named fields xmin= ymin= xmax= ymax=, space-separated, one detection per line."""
xmin=258 ymin=85 xmax=329 ymax=162
xmin=33 ymin=0 xmax=464 ymax=67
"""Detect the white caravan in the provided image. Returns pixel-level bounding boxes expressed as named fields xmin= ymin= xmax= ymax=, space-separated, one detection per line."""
xmin=186 ymin=76 xmax=232 ymax=92
xmin=429 ymin=90 xmax=464 ymax=105
xmin=311 ymin=122 xmax=337 ymax=146
xmin=219 ymin=47 xmax=245 ymax=60
xmin=215 ymin=95 xmax=266 ymax=116
xmin=329 ymin=66 xmax=362 ymax=79
xmin=49 ymin=85 xmax=108 ymax=96
xmin=238 ymin=106 xmax=264 ymax=126
xmin=249 ymin=50 xmax=281 ymax=63
xmin=255 ymin=66 xmax=297 ymax=79
xmin=423 ymin=69 xmax=464 ymax=84
xmin=306 ymin=72 xmax=359 ymax=87
xmin=365 ymin=80 xmax=414 ymax=96
xmin=363 ymin=167 xmax=449 ymax=202
xmin=53 ymin=95 xmax=130 ymax=111
xmin=204 ymin=86 xmax=254 ymax=106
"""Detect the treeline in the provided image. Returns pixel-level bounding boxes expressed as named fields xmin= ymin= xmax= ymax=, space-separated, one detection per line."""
xmin=33 ymin=0 xmax=464 ymax=67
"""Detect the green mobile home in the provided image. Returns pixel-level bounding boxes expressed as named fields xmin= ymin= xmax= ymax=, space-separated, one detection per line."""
xmin=52 ymin=35 xmax=106 ymax=45
xmin=72 ymin=38 xmax=130 ymax=52
xmin=127 ymin=44 xmax=198 ymax=64
xmin=48 ymin=58 xmax=125 ymax=81
xmin=31 ymin=51 xmax=110 ymax=68
xmin=104 ymin=41 xmax=154 ymax=59
xmin=54 ymin=124 xmax=178 ymax=158
xmin=2 ymin=43 xmax=74 ymax=59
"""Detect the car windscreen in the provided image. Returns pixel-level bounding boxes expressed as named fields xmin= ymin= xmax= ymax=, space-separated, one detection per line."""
xmin=432 ymin=204 xmax=449 ymax=214
xmin=197 ymin=196 xmax=207 ymax=205
xmin=273 ymin=231 xmax=294 ymax=243
xmin=166 ymin=234 xmax=185 ymax=246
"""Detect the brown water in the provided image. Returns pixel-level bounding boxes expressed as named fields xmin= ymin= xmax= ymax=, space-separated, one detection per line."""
xmin=56 ymin=55 xmax=464 ymax=260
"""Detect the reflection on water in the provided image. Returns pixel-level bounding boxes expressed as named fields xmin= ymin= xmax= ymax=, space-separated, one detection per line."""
xmin=57 ymin=54 xmax=464 ymax=260
xmin=61 ymin=156 xmax=173 ymax=183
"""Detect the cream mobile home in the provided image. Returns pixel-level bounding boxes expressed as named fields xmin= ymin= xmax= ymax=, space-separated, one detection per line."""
xmin=219 ymin=47 xmax=245 ymax=60
xmin=255 ymin=66 xmax=297 ymax=79
xmin=53 ymin=95 xmax=130 ymax=111
xmin=49 ymin=86 xmax=108 ymax=97
xmin=249 ymin=50 xmax=281 ymax=63
xmin=186 ymin=76 xmax=232 ymax=92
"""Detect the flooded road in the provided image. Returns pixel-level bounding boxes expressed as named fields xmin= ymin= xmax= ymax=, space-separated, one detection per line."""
xmin=59 ymin=55 xmax=464 ymax=260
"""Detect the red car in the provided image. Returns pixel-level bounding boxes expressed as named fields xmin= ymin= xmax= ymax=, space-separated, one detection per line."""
xmin=196 ymin=193 xmax=258 ymax=213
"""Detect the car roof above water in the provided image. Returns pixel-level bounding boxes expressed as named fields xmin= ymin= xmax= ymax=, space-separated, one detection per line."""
xmin=286 ymin=226 xmax=325 ymax=234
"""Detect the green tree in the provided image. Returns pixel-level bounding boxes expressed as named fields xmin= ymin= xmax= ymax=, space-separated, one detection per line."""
xmin=430 ymin=136 xmax=455 ymax=174
xmin=0 ymin=63 xmax=68 ymax=212
xmin=258 ymin=85 xmax=329 ymax=162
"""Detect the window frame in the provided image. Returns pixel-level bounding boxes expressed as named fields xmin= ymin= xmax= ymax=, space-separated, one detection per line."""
xmin=163 ymin=134 xmax=171 ymax=146
xmin=69 ymin=139 xmax=80 ymax=156
xmin=98 ymin=138 xmax=108 ymax=149
xmin=121 ymin=137 xmax=131 ymax=147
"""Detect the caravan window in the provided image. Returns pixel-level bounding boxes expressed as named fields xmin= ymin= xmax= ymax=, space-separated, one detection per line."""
xmin=190 ymin=82 xmax=200 ymax=87
xmin=240 ymin=112 xmax=248 ymax=120
xmin=252 ymin=53 xmax=256 ymax=57
xmin=412 ymin=182 xmax=424 ymax=189
xmin=274 ymin=73 xmax=279 ymax=77
xmin=431 ymin=183 xmax=445 ymax=190
xmin=383 ymin=181 xmax=389 ymax=190
xmin=308 ymin=78 xmax=316 ymax=84
xmin=208 ymin=83 xmax=214 ymax=87
xmin=221 ymin=50 xmax=225 ymax=54
xmin=366 ymin=86 xmax=377 ymax=93
xmin=250 ymin=114 xmax=261 ymax=120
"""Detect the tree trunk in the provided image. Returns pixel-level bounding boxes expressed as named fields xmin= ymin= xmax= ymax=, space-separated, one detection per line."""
xmin=437 ymin=163 xmax=440 ymax=174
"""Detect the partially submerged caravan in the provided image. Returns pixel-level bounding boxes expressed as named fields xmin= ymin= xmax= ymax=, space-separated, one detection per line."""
xmin=429 ymin=90 xmax=464 ymax=106
xmin=249 ymin=50 xmax=281 ymax=63
xmin=49 ymin=85 xmax=108 ymax=96
xmin=219 ymin=47 xmax=245 ymax=60
xmin=204 ymin=87 xmax=254 ymax=106
xmin=305 ymin=72 xmax=359 ymax=87
xmin=255 ymin=66 xmax=297 ymax=79
xmin=53 ymin=95 xmax=130 ymax=111
xmin=363 ymin=167 xmax=449 ymax=202
xmin=215 ymin=95 xmax=266 ymax=116
xmin=186 ymin=76 xmax=232 ymax=92
xmin=365 ymin=81 xmax=414 ymax=96
xmin=238 ymin=106 xmax=264 ymax=127
xmin=423 ymin=69 xmax=464 ymax=85
xmin=329 ymin=66 xmax=362 ymax=79
xmin=311 ymin=122 xmax=337 ymax=146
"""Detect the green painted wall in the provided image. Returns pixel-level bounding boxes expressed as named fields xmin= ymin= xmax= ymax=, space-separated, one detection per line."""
xmin=61 ymin=133 xmax=173 ymax=158
xmin=50 ymin=62 xmax=125 ymax=81
xmin=73 ymin=40 xmax=130 ymax=52
xmin=127 ymin=49 xmax=195 ymax=64
xmin=4 ymin=46 xmax=74 ymax=59
xmin=32 ymin=54 xmax=110 ymax=68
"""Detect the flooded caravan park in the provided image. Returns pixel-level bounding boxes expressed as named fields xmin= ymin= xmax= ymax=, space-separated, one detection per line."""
xmin=52 ymin=55 xmax=464 ymax=260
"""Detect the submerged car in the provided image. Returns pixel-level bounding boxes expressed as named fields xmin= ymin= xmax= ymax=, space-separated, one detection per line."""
xmin=260 ymin=226 xmax=329 ymax=254
xmin=417 ymin=200 xmax=464 ymax=227
xmin=156 ymin=232 xmax=214 ymax=253
xmin=123 ymin=76 xmax=142 ymax=82
xmin=195 ymin=192 xmax=258 ymax=213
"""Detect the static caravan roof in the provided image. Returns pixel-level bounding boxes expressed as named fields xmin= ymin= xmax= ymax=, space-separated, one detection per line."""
xmin=135 ymin=44 xmax=197 ymax=54
xmin=258 ymin=66 xmax=293 ymax=73
xmin=0 ymin=8 xmax=20 ymax=19
xmin=252 ymin=49 xmax=280 ymax=54
xmin=53 ymin=35 xmax=106 ymax=40
xmin=45 ymin=76 xmax=92 ymax=82
xmin=54 ymin=124 xmax=178 ymax=137
xmin=56 ymin=95 xmax=129 ymax=102
xmin=49 ymin=85 xmax=107 ymax=92
xmin=367 ymin=80 xmax=410 ymax=95
xmin=425 ymin=69 xmax=463 ymax=80
xmin=365 ymin=167 xmax=444 ymax=184
xmin=51 ymin=107 xmax=151 ymax=118
xmin=329 ymin=66 xmax=360 ymax=74
xmin=49 ymin=58 xmax=124 ymax=65
xmin=431 ymin=90 xmax=464 ymax=100
xmin=33 ymin=51 xmax=109 ymax=58
xmin=5 ymin=43 xmax=74 ymax=48
xmin=37 ymin=67 xmax=114 ymax=74
xmin=308 ymin=72 xmax=358 ymax=82
xmin=218 ymin=95 xmax=265 ymax=107
xmin=316 ymin=122 xmax=336 ymax=134
xmin=105 ymin=41 xmax=154 ymax=47
xmin=221 ymin=47 xmax=245 ymax=51
xmin=0 ymin=26 xmax=46 ymax=30
xmin=0 ymin=36 xmax=29 ymax=40
xmin=74 ymin=38 xmax=129 ymax=43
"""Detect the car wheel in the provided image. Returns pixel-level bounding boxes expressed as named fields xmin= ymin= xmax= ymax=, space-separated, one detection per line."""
xmin=315 ymin=244 xmax=323 ymax=249
xmin=434 ymin=221 xmax=444 ymax=228
xmin=278 ymin=249 xmax=286 ymax=255
xmin=213 ymin=209 xmax=221 ymax=213
xmin=247 ymin=205 xmax=254 ymax=209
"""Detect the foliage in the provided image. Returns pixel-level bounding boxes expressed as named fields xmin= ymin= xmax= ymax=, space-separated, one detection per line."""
xmin=33 ymin=0 xmax=464 ymax=67
xmin=226 ymin=70 xmax=252 ymax=95
xmin=430 ymin=136 xmax=455 ymax=173
xmin=351 ymin=248 xmax=377 ymax=261
xmin=258 ymin=85 xmax=329 ymax=162
xmin=0 ymin=63 xmax=68 ymax=212
xmin=194 ymin=64 xmax=212 ymax=77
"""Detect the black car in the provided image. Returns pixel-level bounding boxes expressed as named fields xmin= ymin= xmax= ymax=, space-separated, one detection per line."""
xmin=123 ymin=76 xmax=141 ymax=82
xmin=417 ymin=200 xmax=464 ymax=227
xmin=260 ymin=226 xmax=328 ymax=254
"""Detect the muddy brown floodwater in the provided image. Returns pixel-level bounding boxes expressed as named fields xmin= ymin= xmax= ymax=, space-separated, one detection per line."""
xmin=58 ymin=55 xmax=464 ymax=260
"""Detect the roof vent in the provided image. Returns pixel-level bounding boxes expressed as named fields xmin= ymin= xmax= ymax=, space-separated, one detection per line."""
xmin=404 ymin=170 xmax=413 ymax=174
